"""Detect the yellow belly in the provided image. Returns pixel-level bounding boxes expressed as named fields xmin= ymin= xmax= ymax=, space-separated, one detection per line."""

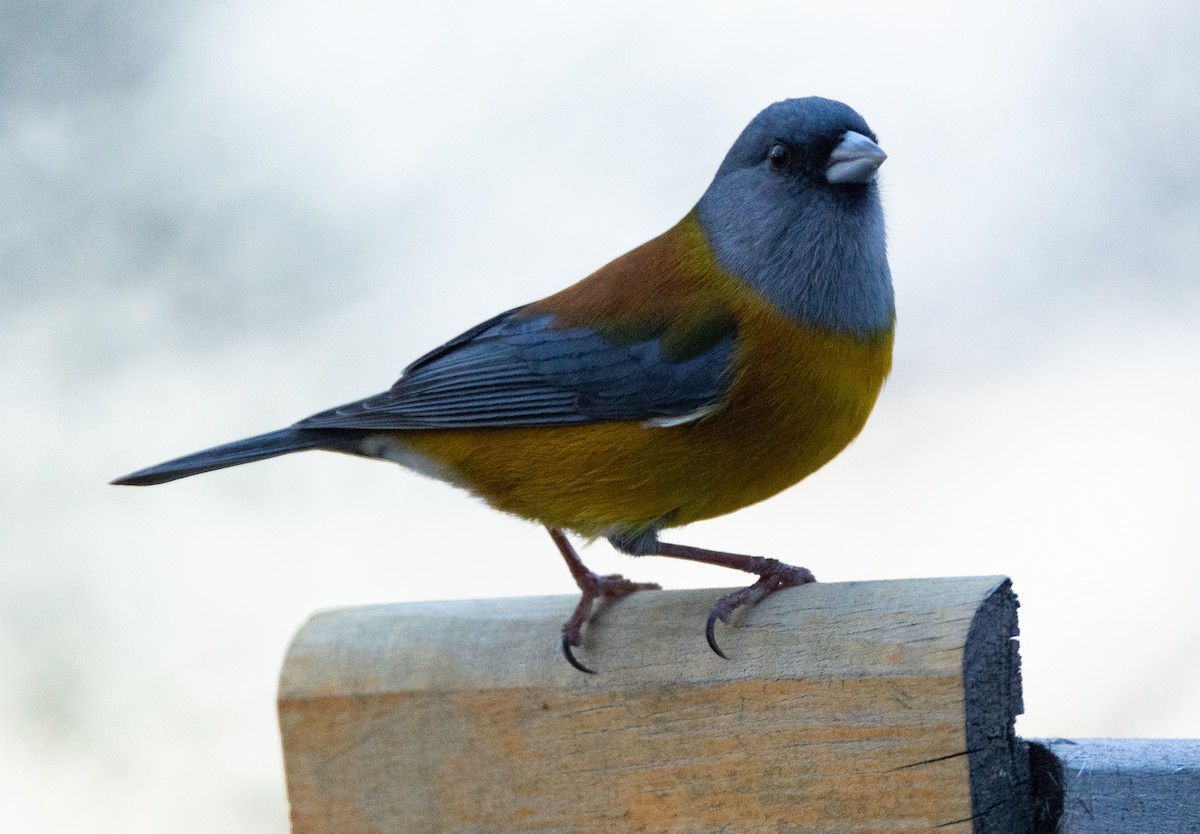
xmin=391 ymin=297 xmax=893 ymax=540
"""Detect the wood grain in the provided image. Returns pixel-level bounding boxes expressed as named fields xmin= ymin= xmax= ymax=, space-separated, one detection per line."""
xmin=1030 ymin=738 xmax=1200 ymax=833
xmin=278 ymin=576 xmax=1028 ymax=833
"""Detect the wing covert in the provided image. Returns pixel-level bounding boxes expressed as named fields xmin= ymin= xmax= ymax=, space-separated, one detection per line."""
xmin=294 ymin=307 xmax=736 ymax=431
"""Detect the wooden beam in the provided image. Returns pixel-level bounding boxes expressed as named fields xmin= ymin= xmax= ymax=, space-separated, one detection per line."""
xmin=1029 ymin=738 xmax=1200 ymax=833
xmin=278 ymin=576 xmax=1029 ymax=833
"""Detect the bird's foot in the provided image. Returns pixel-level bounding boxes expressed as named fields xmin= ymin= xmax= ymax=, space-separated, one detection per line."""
xmin=703 ymin=560 xmax=816 ymax=658
xmin=560 ymin=570 xmax=661 ymax=673
xmin=548 ymin=527 xmax=660 ymax=673
xmin=652 ymin=542 xmax=816 ymax=659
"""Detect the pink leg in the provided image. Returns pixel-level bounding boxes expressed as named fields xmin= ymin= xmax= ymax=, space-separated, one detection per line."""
xmin=548 ymin=528 xmax=661 ymax=673
xmin=654 ymin=542 xmax=816 ymax=658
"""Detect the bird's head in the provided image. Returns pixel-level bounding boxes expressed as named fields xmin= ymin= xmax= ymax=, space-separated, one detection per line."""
xmin=697 ymin=97 xmax=894 ymax=338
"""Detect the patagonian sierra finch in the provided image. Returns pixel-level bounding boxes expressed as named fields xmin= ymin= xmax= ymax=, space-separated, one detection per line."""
xmin=114 ymin=97 xmax=894 ymax=673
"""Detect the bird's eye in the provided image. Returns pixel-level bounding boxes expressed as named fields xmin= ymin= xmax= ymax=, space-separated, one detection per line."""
xmin=768 ymin=143 xmax=791 ymax=171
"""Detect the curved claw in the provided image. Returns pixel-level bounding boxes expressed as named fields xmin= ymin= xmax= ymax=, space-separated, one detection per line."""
xmin=699 ymin=564 xmax=816 ymax=661
xmin=705 ymin=608 xmax=729 ymax=659
xmin=561 ymin=634 xmax=596 ymax=674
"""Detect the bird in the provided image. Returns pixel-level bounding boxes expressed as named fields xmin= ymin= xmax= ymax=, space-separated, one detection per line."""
xmin=113 ymin=96 xmax=894 ymax=673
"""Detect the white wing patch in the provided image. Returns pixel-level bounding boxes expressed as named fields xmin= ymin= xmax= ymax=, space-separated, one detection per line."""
xmin=642 ymin=403 xmax=723 ymax=428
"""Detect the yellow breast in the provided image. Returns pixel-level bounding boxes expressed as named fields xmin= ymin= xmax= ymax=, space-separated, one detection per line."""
xmin=394 ymin=288 xmax=893 ymax=539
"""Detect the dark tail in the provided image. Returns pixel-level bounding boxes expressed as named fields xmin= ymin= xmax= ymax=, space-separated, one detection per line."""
xmin=111 ymin=428 xmax=351 ymax=486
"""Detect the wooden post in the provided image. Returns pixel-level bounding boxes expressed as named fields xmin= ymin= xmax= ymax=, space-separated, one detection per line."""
xmin=278 ymin=576 xmax=1029 ymax=833
xmin=1028 ymin=738 xmax=1200 ymax=833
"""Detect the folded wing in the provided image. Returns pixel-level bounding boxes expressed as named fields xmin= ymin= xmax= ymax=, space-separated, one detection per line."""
xmin=294 ymin=307 xmax=737 ymax=430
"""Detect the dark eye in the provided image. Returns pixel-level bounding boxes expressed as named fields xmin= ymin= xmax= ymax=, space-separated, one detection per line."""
xmin=768 ymin=143 xmax=791 ymax=171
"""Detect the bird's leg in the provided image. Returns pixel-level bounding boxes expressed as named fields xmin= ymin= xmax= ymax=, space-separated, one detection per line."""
xmin=547 ymin=527 xmax=660 ymax=673
xmin=654 ymin=542 xmax=817 ymax=659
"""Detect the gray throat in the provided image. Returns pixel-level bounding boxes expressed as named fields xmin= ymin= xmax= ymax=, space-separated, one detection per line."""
xmin=696 ymin=184 xmax=894 ymax=338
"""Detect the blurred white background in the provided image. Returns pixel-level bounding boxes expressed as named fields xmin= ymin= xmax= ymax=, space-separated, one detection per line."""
xmin=3 ymin=1 xmax=1198 ymax=831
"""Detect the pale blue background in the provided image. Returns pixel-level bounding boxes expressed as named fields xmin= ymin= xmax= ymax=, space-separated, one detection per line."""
xmin=3 ymin=2 xmax=1198 ymax=831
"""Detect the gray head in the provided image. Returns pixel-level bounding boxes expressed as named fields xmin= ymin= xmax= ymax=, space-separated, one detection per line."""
xmin=696 ymin=97 xmax=893 ymax=338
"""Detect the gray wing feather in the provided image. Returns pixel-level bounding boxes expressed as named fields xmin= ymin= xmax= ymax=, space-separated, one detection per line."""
xmin=294 ymin=309 xmax=736 ymax=431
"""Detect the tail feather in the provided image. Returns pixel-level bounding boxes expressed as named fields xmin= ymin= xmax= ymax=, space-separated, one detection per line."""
xmin=111 ymin=428 xmax=350 ymax=486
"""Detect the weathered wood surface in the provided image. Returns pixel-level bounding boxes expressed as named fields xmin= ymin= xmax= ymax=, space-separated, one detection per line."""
xmin=278 ymin=576 xmax=1028 ymax=833
xmin=1029 ymin=738 xmax=1200 ymax=833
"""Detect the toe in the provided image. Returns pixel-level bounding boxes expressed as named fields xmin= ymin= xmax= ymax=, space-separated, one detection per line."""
xmin=561 ymin=634 xmax=596 ymax=674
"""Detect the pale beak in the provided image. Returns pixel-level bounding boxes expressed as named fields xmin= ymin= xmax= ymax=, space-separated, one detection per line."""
xmin=825 ymin=131 xmax=887 ymax=184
